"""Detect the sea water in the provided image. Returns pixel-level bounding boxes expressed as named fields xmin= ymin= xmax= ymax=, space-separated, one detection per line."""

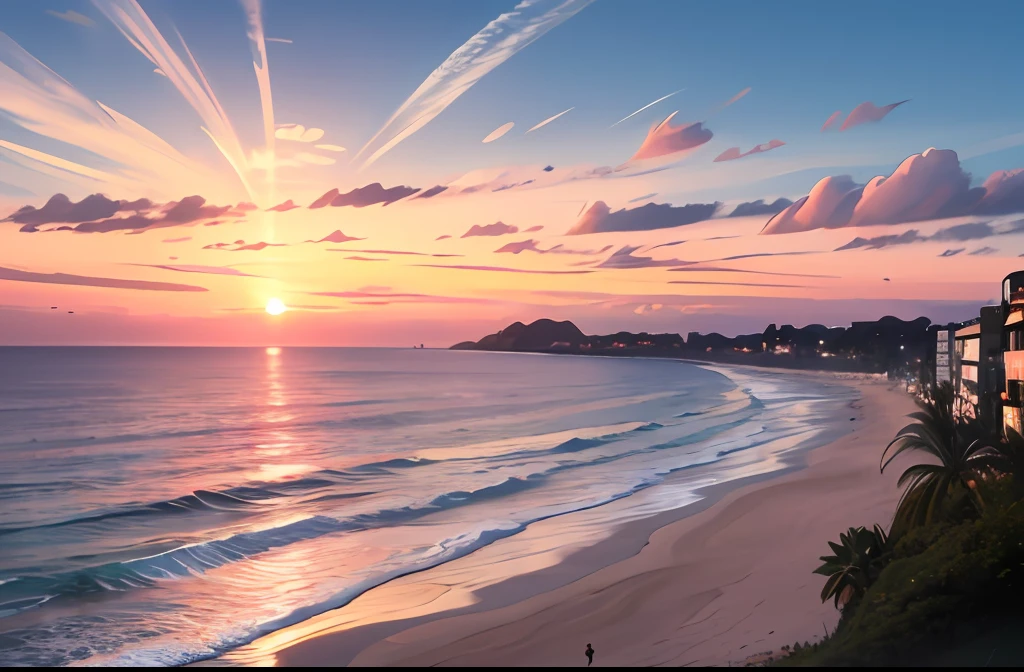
xmin=0 ymin=347 xmax=853 ymax=666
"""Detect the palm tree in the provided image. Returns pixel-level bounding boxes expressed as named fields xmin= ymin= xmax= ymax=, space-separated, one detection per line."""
xmin=881 ymin=382 xmax=1001 ymax=532
xmin=814 ymin=525 xmax=889 ymax=608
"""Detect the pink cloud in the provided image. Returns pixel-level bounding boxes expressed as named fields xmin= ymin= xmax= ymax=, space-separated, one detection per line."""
xmin=162 ymin=236 xmax=191 ymax=243
xmin=568 ymin=200 xmax=720 ymax=235
xmin=308 ymin=183 xmax=420 ymax=208
xmin=328 ymin=248 xmax=463 ymax=258
xmin=134 ymin=264 xmax=262 ymax=277
xmin=0 ymin=265 xmax=206 ymax=291
xmin=5 ymin=193 xmax=156 ymax=231
xmin=307 ymin=230 xmax=364 ymax=244
xmin=821 ymin=99 xmax=909 ymax=132
xmin=760 ymin=147 xmax=1024 ymax=234
xmin=713 ymin=139 xmax=785 ymax=163
xmin=524 ymin=225 xmax=544 ymax=232
xmin=435 ymin=234 xmax=452 ymax=240
xmin=267 ymin=199 xmax=299 ymax=212
xmin=629 ymin=113 xmax=713 ymax=161
xmin=595 ymin=245 xmax=691 ymax=269
xmin=412 ymin=264 xmax=593 ymax=275
xmin=203 ymin=240 xmax=287 ymax=252
xmin=821 ymin=111 xmax=843 ymax=132
xmin=461 ymin=221 xmax=518 ymax=238
xmin=494 ymin=239 xmax=613 ymax=256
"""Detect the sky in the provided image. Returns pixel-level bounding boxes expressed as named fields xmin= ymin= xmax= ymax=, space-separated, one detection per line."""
xmin=3 ymin=0 xmax=1024 ymax=346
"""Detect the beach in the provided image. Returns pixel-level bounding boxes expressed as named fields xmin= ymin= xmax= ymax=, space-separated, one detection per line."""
xmin=209 ymin=369 xmax=916 ymax=667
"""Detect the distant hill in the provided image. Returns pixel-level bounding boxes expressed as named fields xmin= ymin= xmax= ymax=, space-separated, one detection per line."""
xmin=451 ymin=315 xmax=947 ymax=375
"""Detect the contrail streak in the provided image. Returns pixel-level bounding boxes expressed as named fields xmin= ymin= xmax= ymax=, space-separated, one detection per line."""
xmin=609 ymin=89 xmax=683 ymax=128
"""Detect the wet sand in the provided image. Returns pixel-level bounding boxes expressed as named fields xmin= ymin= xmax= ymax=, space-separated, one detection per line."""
xmin=212 ymin=372 xmax=915 ymax=667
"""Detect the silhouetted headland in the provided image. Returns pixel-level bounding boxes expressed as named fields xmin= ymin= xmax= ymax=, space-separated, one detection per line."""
xmin=452 ymin=316 xmax=942 ymax=376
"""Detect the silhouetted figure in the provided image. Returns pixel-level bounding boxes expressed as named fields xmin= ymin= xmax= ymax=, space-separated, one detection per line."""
xmin=585 ymin=643 xmax=594 ymax=666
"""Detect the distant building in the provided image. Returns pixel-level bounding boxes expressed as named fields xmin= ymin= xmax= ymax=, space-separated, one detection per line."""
xmin=1002 ymin=272 xmax=1024 ymax=436
xmin=954 ymin=305 xmax=1003 ymax=424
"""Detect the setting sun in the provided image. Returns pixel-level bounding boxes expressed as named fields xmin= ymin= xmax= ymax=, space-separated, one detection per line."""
xmin=265 ymin=298 xmax=287 ymax=316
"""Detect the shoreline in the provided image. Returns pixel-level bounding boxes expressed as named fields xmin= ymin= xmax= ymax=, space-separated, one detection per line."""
xmin=206 ymin=365 xmax=914 ymax=667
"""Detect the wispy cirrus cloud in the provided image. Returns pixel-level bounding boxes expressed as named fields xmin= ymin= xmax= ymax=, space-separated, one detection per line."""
xmin=328 ymin=248 xmax=463 ymax=258
xmin=412 ymin=263 xmax=593 ymax=275
xmin=92 ymin=0 xmax=255 ymax=199
xmin=0 ymin=32 xmax=224 ymax=199
xmin=1 ymin=265 xmax=206 ymax=291
xmin=527 ymin=107 xmax=573 ymax=133
xmin=714 ymin=139 xmax=785 ymax=163
xmin=353 ymin=0 xmax=595 ymax=169
xmin=132 ymin=264 xmax=263 ymax=277
xmin=483 ymin=122 xmax=515 ymax=143
xmin=46 ymin=9 xmax=95 ymax=26
xmin=494 ymin=239 xmax=612 ymax=255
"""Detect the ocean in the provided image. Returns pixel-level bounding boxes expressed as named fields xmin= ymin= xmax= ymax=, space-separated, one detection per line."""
xmin=0 ymin=347 xmax=855 ymax=666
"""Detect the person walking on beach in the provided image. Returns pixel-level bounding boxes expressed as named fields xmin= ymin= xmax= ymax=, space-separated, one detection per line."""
xmin=585 ymin=643 xmax=594 ymax=666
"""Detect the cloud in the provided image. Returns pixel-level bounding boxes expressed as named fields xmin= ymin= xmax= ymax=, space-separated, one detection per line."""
xmin=353 ymin=0 xmax=594 ymax=168
xmin=307 ymin=230 xmax=364 ymax=244
xmin=727 ymin=198 xmax=793 ymax=218
xmin=839 ymin=100 xmax=909 ymax=131
xmin=134 ymin=261 xmax=264 ymax=274
xmin=266 ymin=37 xmax=292 ymax=44
xmin=628 ymin=193 xmax=657 ymax=203
xmin=543 ymin=165 xmax=554 ymax=172
xmin=969 ymin=246 xmax=999 ymax=256
xmin=929 ymin=221 xmax=996 ymax=241
xmin=821 ymin=111 xmax=843 ymax=132
xmin=527 ymin=107 xmax=574 ymax=133
xmin=1 ymin=265 xmax=205 ymax=291
xmin=162 ymin=236 xmax=191 ymax=243
xmin=630 ymin=113 xmax=713 ymax=161
xmin=760 ymin=148 xmax=1024 ymax=234
xmin=328 ymin=248 xmax=463 ymax=258
xmin=610 ymin=90 xmax=682 ymax=128
xmin=646 ymin=240 xmax=685 ymax=251
xmin=939 ymin=248 xmax=965 ymax=257
xmin=668 ymin=265 xmax=836 ymax=279
xmin=714 ymin=139 xmax=785 ymax=163
xmin=267 ymin=199 xmax=299 ymax=212
xmin=4 ymin=193 xmax=153 ymax=230
xmin=462 ymin=221 xmax=519 ymax=238
xmin=524 ymin=225 xmax=544 ymax=232
xmin=418 ymin=186 xmax=449 ymax=199
xmin=483 ymin=122 xmax=515 ymax=143
xmin=594 ymin=245 xmax=690 ymax=269
xmin=721 ymin=87 xmax=751 ymax=109
xmin=494 ymin=239 xmax=612 ymax=256
xmin=93 ymin=0 xmax=254 ymax=199
xmin=308 ymin=183 xmax=420 ymax=208
xmin=11 ymin=194 xmax=242 ymax=234
xmin=412 ymin=264 xmax=593 ymax=275
xmin=435 ymin=234 xmax=452 ymax=240
xmin=568 ymin=200 xmax=720 ymax=235
xmin=344 ymin=256 xmax=387 ymax=262
xmin=713 ymin=251 xmax=819 ymax=261
xmin=307 ymin=290 xmax=487 ymax=305
xmin=274 ymin=124 xmax=325 ymax=142
xmin=203 ymin=240 xmax=287 ymax=251
xmin=46 ymin=9 xmax=95 ymax=26
xmin=835 ymin=229 xmax=925 ymax=250
xmin=668 ymin=279 xmax=809 ymax=288
xmin=315 ymin=144 xmax=346 ymax=152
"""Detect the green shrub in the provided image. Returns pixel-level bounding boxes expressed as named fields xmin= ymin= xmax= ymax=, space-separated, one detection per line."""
xmin=779 ymin=505 xmax=1024 ymax=666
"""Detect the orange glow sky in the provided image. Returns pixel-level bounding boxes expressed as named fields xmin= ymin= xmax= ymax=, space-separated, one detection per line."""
xmin=3 ymin=0 xmax=1024 ymax=346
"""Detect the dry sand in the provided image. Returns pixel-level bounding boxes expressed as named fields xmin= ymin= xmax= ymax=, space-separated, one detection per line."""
xmin=214 ymin=373 xmax=915 ymax=667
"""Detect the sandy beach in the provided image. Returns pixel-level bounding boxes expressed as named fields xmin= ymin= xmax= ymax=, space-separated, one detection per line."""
xmin=211 ymin=370 xmax=916 ymax=668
